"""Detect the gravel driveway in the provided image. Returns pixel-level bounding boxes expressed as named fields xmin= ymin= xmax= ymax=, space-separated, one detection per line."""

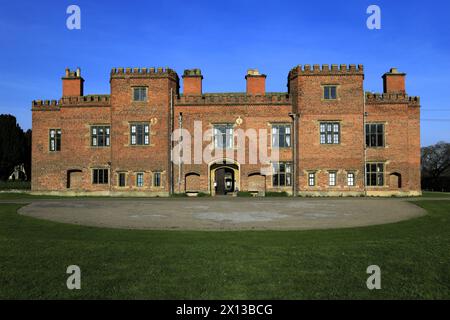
xmin=18 ymin=197 xmax=426 ymax=231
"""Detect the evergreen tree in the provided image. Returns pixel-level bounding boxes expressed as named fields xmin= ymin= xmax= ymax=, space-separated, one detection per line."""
xmin=0 ymin=114 xmax=31 ymax=181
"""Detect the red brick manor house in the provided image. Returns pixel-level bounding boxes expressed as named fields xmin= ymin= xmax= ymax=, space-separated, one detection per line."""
xmin=31 ymin=64 xmax=421 ymax=196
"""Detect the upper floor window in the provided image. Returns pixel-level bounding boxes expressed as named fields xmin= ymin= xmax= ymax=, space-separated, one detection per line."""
xmin=323 ymin=85 xmax=337 ymax=100
xmin=308 ymin=172 xmax=316 ymax=186
xmin=272 ymin=162 xmax=292 ymax=187
xmin=213 ymin=124 xmax=234 ymax=149
xmin=133 ymin=87 xmax=147 ymax=102
xmin=92 ymin=168 xmax=108 ymax=184
xmin=130 ymin=123 xmax=150 ymax=146
xmin=329 ymin=171 xmax=337 ymax=186
xmin=272 ymin=124 xmax=291 ymax=148
xmin=366 ymin=163 xmax=384 ymax=186
xmin=366 ymin=123 xmax=384 ymax=147
xmin=91 ymin=125 xmax=110 ymax=147
xmin=320 ymin=122 xmax=340 ymax=144
xmin=49 ymin=129 xmax=61 ymax=151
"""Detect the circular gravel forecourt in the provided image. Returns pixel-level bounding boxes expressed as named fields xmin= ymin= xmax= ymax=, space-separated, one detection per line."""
xmin=18 ymin=197 xmax=426 ymax=231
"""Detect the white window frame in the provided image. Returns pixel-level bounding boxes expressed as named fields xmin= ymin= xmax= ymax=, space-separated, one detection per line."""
xmin=329 ymin=171 xmax=337 ymax=186
xmin=136 ymin=172 xmax=144 ymax=187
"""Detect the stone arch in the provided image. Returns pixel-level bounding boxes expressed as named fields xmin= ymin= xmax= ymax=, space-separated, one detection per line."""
xmin=208 ymin=158 xmax=240 ymax=195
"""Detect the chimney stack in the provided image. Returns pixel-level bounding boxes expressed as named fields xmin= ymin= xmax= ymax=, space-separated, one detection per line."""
xmin=182 ymin=69 xmax=203 ymax=95
xmin=62 ymin=67 xmax=84 ymax=97
xmin=245 ymin=69 xmax=266 ymax=95
xmin=382 ymin=68 xmax=406 ymax=94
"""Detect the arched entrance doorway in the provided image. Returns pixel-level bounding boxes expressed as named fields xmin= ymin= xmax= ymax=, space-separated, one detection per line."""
xmin=209 ymin=159 xmax=240 ymax=196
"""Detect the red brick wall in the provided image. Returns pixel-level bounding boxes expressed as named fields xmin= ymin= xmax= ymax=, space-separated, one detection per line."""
xmin=246 ymin=75 xmax=266 ymax=95
xmin=109 ymin=69 xmax=178 ymax=194
xmin=289 ymin=66 xmax=366 ymax=193
xmin=383 ymin=74 xmax=405 ymax=93
xmin=365 ymin=98 xmax=421 ymax=192
xmin=62 ymin=78 xmax=84 ymax=96
xmin=31 ymin=65 xmax=421 ymax=196
xmin=183 ymin=76 xmax=202 ymax=95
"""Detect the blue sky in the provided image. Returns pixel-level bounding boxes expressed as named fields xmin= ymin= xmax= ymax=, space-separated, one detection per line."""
xmin=0 ymin=0 xmax=449 ymax=146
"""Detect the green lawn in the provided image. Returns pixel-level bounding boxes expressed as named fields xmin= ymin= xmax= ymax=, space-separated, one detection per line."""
xmin=0 ymin=200 xmax=449 ymax=299
xmin=421 ymin=191 xmax=450 ymax=198
xmin=1 ymin=190 xmax=449 ymax=200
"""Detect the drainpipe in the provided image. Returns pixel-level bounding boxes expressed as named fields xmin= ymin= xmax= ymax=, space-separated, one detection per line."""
xmin=289 ymin=112 xmax=298 ymax=197
xmin=178 ymin=112 xmax=183 ymax=193
xmin=363 ymin=89 xmax=367 ymax=196
xmin=169 ymin=88 xmax=174 ymax=195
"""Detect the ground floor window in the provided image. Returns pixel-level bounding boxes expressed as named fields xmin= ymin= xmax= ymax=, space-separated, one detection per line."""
xmin=347 ymin=172 xmax=355 ymax=186
xmin=366 ymin=163 xmax=384 ymax=186
xmin=153 ymin=172 xmax=161 ymax=187
xmin=272 ymin=162 xmax=292 ymax=187
xmin=329 ymin=171 xmax=337 ymax=186
xmin=136 ymin=173 xmax=144 ymax=187
xmin=118 ymin=172 xmax=126 ymax=187
xmin=308 ymin=172 xmax=316 ymax=186
xmin=93 ymin=169 xmax=108 ymax=184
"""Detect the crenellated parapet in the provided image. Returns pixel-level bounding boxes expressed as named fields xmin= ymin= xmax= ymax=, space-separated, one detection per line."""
xmin=60 ymin=94 xmax=110 ymax=107
xmin=176 ymin=92 xmax=291 ymax=106
xmin=365 ymin=92 xmax=420 ymax=106
xmin=110 ymin=67 xmax=179 ymax=81
xmin=32 ymin=95 xmax=111 ymax=111
xmin=288 ymin=64 xmax=364 ymax=80
xmin=32 ymin=99 xmax=60 ymax=111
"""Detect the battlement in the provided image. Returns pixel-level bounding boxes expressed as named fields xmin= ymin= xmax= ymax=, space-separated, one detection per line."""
xmin=110 ymin=67 xmax=179 ymax=81
xmin=32 ymin=99 xmax=61 ymax=111
xmin=32 ymin=95 xmax=111 ymax=110
xmin=365 ymin=92 xmax=420 ymax=105
xmin=176 ymin=92 xmax=291 ymax=106
xmin=288 ymin=64 xmax=364 ymax=79
xmin=32 ymin=100 xmax=60 ymax=108
xmin=60 ymin=94 xmax=111 ymax=106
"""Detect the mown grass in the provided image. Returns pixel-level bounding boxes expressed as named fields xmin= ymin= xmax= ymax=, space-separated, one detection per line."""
xmin=0 ymin=200 xmax=449 ymax=299
xmin=1 ymin=191 xmax=449 ymax=200
xmin=0 ymin=180 xmax=30 ymax=190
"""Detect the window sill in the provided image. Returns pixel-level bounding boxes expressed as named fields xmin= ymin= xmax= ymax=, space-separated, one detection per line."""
xmin=128 ymin=144 xmax=151 ymax=147
xmin=321 ymin=98 xmax=340 ymax=102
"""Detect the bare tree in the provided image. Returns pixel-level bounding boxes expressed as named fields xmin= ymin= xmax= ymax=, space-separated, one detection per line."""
xmin=421 ymin=141 xmax=450 ymax=184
